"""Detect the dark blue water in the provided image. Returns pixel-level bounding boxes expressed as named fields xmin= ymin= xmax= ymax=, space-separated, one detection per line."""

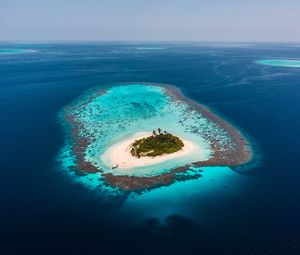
xmin=1 ymin=43 xmax=299 ymax=255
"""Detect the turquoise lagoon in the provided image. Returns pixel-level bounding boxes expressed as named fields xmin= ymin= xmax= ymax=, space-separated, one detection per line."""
xmin=257 ymin=59 xmax=300 ymax=68
xmin=59 ymin=83 xmax=249 ymax=200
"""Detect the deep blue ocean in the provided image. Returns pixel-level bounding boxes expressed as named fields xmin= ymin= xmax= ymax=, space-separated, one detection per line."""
xmin=0 ymin=42 xmax=299 ymax=255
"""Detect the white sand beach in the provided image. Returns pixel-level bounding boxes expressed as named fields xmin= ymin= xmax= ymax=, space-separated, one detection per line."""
xmin=101 ymin=132 xmax=204 ymax=169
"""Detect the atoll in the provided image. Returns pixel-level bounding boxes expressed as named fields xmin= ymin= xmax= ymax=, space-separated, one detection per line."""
xmin=60 ymin=83 xmax=252 ymax=191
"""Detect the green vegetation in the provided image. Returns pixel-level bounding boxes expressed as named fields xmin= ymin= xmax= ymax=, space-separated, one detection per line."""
xmin=130 ymin=129 xmax=184 ymax=157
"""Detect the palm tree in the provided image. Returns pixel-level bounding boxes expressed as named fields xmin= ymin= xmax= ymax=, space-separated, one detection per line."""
xmin=158 ymin=128 xmax=161 ymax=133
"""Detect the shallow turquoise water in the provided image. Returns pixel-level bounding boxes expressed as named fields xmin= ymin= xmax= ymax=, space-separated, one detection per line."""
xmin=0 ymin=49 xmax=36 ymax=54
xmin=257 ymin=59 xmax=300 ymax=67
xmin=60 ymin=83 xmax=238 ymax=194
xmin=58 ymin=161 xmax=245 ymax=220
xmin=123 ymin=166 xmax=245 ymax=221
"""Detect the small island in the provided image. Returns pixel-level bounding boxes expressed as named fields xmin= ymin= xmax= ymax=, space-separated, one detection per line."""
xmin=130 ymin=129 xmax=184 ymax=158
xmin=101 ymin=131 xmax=202 ymax=170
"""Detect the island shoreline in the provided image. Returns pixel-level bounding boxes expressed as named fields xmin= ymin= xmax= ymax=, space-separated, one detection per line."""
xmin=101 ymin=131 xmax=206 ymax=170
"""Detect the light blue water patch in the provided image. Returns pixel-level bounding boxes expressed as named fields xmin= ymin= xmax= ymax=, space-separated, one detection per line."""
xmin=58 ymin=144 xmax=248 ymax=220
xmin=57 ymin=145 xmax=119 ymax=195
xmin=58 ymin=143 xmax=247 ymax=219
xmin=257 ymin=59 xmax=300 ymax=68
xmin=123 ymin=166 xmax=245 ymax=222
xmin=0 ymin=49 xmax=37 ymax=54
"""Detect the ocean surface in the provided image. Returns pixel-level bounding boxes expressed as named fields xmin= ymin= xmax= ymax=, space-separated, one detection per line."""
xmin=1 ymin=42 xmax=299 ymax=255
